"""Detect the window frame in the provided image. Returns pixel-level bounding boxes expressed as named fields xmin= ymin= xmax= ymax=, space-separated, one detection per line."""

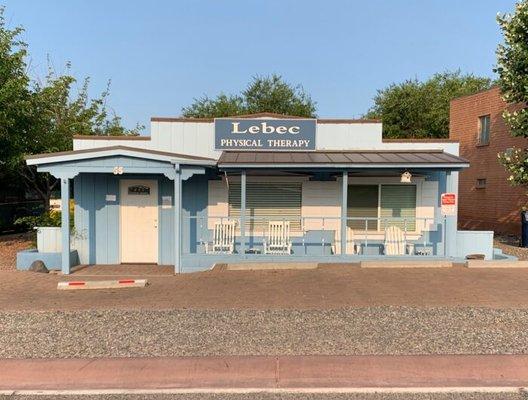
xmin=347 ymin=183 xmax=418 ymax=233
xmin=475 ymin=178 xmax=487 ymax=189
xmin=477 ymin=114 xmax=491 ymax=146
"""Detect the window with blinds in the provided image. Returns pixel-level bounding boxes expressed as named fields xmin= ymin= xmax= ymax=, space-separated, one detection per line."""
xmin=380 ymin=185 xmax=416 ymax=231
xmin=347 ymin=184 xmax=417 ymax=232
xmin=228 ymin=182 xmax=302 ymax=231
xmin=347 ymin=185 xmax=379 ymax=231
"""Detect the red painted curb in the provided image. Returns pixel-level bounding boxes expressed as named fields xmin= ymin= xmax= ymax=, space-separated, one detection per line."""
xmin=0 ymin=355 xmax=527 ymax=390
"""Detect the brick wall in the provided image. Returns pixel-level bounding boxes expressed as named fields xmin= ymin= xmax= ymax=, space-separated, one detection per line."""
xmin=450 ymin=86 xmax=527 ymax=235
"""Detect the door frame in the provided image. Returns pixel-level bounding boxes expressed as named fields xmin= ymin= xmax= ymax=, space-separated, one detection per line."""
xmin=119 ymin=178 xmax=159 ymax=264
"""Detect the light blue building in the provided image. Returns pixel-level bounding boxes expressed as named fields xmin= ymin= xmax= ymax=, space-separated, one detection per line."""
xmin=20 ymin=113 xmax=494 ymax=274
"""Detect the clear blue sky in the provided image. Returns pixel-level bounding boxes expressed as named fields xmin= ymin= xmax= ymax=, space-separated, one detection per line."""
xmin=2 ymin=0 xmax=517 ymax=132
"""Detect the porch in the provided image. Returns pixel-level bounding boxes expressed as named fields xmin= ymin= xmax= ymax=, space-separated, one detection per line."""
xmin=24 ymin=147 xmax=472 ymax=274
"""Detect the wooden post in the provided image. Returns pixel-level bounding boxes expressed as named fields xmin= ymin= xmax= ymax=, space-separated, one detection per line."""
xmin=240 ymin=170 xmax=247 ymax=255
xmin=341 ymin=171 xmax=348 ymax=255
xmin=174 ymin=166 xmax=182 ymax=273
xmin=61 ymin=178 xmax=70 ymax=274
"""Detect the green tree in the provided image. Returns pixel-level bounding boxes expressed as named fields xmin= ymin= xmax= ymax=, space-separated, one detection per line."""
xmin=182 ymin=74 xmax=316 ymax=118
xmin=0 ymin=7 xmax=141 ymax=210
xmin=364 ymin=71 xmax=493 ymax=138
xmin=0 ymin=7 xmax=31 ymax=176
xmin=495 ymin=1 xmax=528 ymax=191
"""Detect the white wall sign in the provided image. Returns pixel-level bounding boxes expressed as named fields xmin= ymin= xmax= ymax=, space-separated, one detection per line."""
xmin=441 ymin=193 xmax=457 ymax=216
xmin=162 ymin=195 xmax=172 ymax=208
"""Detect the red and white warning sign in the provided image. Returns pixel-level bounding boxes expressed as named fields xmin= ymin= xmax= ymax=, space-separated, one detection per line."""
xmin=441 ymin=193 xmax=457 ymax=216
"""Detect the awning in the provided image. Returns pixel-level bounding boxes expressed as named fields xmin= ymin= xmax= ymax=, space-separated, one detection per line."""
xmin=218 ymin=150 xmax=469 ymax=169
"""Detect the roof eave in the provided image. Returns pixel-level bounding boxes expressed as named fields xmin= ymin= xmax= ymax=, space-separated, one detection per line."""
xmin=218 ymin=163 xmax=470 ymax=169
xmin=26 ymin=146 xmax=216 ymax=166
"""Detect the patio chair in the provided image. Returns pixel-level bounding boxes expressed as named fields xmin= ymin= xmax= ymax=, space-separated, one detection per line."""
xmin=332 ymin=226 xmax=361 ymax=255
xmin=383 ymin=225 xmax=414 ymax=255
xmin=263 ymin=221 xmax=292 ymax=255
xmin=205 ymin=220 xmax=236 ymax=254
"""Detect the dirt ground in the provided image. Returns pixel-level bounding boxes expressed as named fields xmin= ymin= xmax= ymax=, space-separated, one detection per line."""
xmin=2 ymin=264 xmax=528 ymax=311
xmin=0 ymin=232 xmax=33 ymax=271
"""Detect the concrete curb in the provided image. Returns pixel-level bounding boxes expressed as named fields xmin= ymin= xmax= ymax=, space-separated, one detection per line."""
xmin=466 ymin=260 xmax=528 ymax=268
xmin=1 ymin=355 xmax=528 ymax=391
xmin=227 ymin=262 xmax=319 ymax=270
xmin=57 ymin=279 xmax=148 ymax=290
xmin=360 ymin=260 xmax=452 ymax=268
xmin=0 ymin=387 xmax=525 ymax=395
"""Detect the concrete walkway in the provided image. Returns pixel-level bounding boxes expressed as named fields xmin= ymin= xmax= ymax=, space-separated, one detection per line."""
xmin=1 ymin=355 xmax=528 ymax=391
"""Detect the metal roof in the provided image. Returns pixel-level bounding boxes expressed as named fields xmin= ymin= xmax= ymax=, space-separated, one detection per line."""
xmin=218 ymin=150 xmax=469 ymax=169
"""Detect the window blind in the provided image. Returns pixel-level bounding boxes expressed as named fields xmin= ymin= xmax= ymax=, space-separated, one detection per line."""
xmin=347 ymin=185 xmax=379 ymax=231
xmin=228 ymin=182 xmax=302 ymax=231
xmin=380 ymin=185 xmax=416 ymax=230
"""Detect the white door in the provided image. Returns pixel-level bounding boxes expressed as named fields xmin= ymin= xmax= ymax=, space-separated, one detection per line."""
xmin=120 ymin=179 xmax=159 ymax=263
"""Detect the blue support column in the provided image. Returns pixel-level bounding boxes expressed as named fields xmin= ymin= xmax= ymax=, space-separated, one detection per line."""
xmin=341 ymin=171 xmax=348 ymax=255
xmin=240 ymin=170 xmax=247 ymax=255
xmin=61 ymin=178 xmax=70 ymax=274
xmin=445 ymin=171 xmax=458 ymax=258
xmin=174 ymin=166 xmax=182 ymax=273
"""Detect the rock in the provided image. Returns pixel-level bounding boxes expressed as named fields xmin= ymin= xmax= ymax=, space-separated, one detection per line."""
xmin=29 ymin=260 xmax=48 ymax=273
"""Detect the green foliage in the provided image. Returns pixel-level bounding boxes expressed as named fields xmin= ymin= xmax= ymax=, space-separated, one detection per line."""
xmin=14 ymin=210 xmax=62 ymax=230
xmin=182 ymin=74 xmax=316 ymax=118
xmin=498 ymin=148 xmax=528 ymax=188
xmin=0 ymin=7 xmax=142 ymax=210
xmin=495 ymin=0 xmax=528 ymax=138
xmin=495 ymin=1 xmax=528 ymax=193
xmin=0 ymin=6 xmax=32 ymax=169
xmin=365 ymin=71 xmax=493 ymax=138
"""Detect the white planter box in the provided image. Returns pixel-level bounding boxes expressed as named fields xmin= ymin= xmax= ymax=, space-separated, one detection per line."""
xmin=36 ymin=227 xmax=62 ymax=253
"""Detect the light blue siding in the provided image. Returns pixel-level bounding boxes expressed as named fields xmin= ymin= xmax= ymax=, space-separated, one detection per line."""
xmin=74 ymin=172 xmax=208 ymax=266
xmin=182 ymin=174 xmax=209 ymax=256
xmin=74 ymin=173 xmax=120 ymax=264
xmin=159 ymin=178 xmax=175 ymax=265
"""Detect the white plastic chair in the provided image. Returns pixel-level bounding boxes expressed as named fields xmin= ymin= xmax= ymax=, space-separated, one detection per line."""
xmin=263 ymin=221 xmax=292 ymax=255
xmin=333 ymin=226 xmax=360 ymax=255
xmin=205 ymin=220 xmax=236 ymax=254
xmin=384 ymin=225 xmax=414 ymax=255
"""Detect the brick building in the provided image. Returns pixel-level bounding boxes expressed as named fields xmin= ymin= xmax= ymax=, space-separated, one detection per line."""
xmin=450 ymin=86 xmax=527 ymax=235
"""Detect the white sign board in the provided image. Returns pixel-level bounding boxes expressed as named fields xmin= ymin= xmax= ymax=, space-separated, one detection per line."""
xmin=441 ymin=193 xmax=457 ymax=216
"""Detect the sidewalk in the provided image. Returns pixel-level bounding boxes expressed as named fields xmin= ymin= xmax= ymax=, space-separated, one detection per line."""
xmin=1 ymin=355 xmax=528 ymax=391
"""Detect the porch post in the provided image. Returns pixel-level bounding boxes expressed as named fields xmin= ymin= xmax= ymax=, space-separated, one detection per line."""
xmin=174 ymin=166 xmax=182 ymax=273
xmin=60 ymin=177 xmax=70 ymax=274
xmin=341 ymin=171 xmax=348 ymax=255
xmin=240 ymin=170 xmax=247 ymax=255
xmin=445 ymin=171 xmax=458 ymax=258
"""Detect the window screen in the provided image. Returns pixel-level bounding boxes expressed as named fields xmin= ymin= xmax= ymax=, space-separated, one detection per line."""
xmin=380 ymin=185 xmax=416 ymax=230
xmin=228 ymin=182 xmax=302 ymax=231
xmin=347 ymin=185 xmax=379 ymax=231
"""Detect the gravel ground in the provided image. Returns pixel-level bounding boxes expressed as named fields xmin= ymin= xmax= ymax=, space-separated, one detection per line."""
xmin=0 ymin=232 xmax=33 ymax=271
xmin=494 ymin=235 xmax=528 ymax=260
xmin=2 ymin=307 xmax=528 ymax=358
xmin=1 ymin=392 xmax=527 ymax=400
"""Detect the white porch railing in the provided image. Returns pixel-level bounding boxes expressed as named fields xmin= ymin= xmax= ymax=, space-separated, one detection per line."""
xmin=183 ymin=215 xmax=447 ymax=257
